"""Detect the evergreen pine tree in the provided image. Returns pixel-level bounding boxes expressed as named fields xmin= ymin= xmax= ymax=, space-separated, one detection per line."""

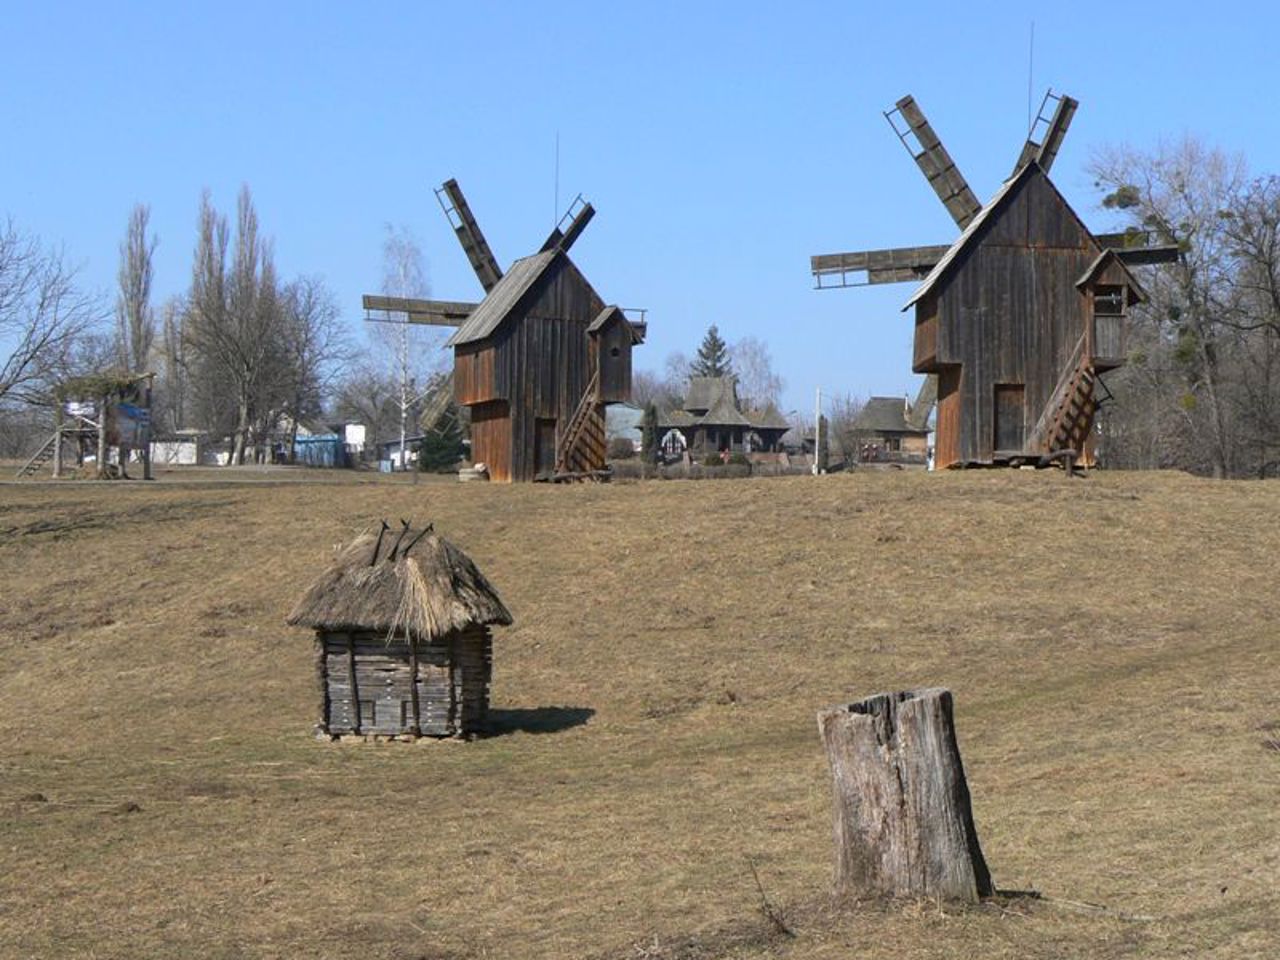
xmin=691 ymin=324 xmax=732 ymax=378
xmin=417 ymin=403 xmax=467 ymax=472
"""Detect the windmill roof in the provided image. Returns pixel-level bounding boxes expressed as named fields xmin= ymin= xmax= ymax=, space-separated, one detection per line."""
xmin=904 ymin=162 xmax=1050 ymax=310
xmin=855 ymin=396 xmax=929 ymax=434
xmin=1075 ymin=249 xmax=1149 ymax=300
xmin=446 ymin=251 xmax=558 ymax=347
xmin=287 ymin=524 xmax=512 ymax=640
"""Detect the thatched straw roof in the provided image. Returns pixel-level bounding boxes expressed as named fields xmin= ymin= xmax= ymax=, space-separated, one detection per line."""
xmin=287 ymin=523 xmax=512 ymax=640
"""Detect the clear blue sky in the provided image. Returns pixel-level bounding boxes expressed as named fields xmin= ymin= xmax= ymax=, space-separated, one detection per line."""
xmin=4 ymin=1 xmax=1277 ymax=417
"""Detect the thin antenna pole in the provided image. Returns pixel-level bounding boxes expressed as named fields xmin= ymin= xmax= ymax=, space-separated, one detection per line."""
xmin=1027 ymin=21 xmax=1035 ymax=132
xmin=554 ymin=131 xmax=560 ymax=225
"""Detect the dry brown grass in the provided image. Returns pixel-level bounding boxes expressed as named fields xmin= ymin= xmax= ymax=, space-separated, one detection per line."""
xmin=1 ymin=468 xmax=1277 ymax=959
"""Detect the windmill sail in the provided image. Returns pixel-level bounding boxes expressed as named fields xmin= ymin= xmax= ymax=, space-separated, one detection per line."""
xmin=436 ymin=180 xmax=503 ymax=293
xmin=887 ymin=96 xmax=983 ymax=230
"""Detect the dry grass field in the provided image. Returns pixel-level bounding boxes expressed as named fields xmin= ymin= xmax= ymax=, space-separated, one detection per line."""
xmin=1 ymin=468 xmax=1277 ymax=959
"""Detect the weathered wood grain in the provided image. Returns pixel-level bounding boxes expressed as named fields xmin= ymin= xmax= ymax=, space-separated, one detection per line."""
xmin=817 ymin=688 xmax=992 ymax=903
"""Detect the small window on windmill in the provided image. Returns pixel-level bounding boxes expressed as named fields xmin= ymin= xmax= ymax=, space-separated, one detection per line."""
xmin=359 ymin=700 xmax=376 ymax=726
xmin=1095 ymin=284 xmax=1126 ymax=317
xmin=610 ymin=346 xmax=621 ymax=358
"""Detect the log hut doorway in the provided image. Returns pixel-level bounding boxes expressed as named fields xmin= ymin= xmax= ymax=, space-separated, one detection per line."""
xmin=993 ymin=384 xmax=1025 ymax=454
xmin=535 ymin=418 xmax=557 ymax=476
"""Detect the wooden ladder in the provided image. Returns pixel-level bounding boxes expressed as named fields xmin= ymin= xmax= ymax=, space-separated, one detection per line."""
xmin=555 ymin=370 xmax=604 ymax=476
xmin=15 ymin=432 xmax=58 ymax=478
xmin=1044 ymin=361 xmax=1097 ymax=454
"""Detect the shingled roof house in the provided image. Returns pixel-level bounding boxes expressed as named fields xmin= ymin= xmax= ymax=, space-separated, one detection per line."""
xmin=657 ymin=377 xmax=790 ymax=457
xmin=851 ymin=396 xmax=931 ymax=463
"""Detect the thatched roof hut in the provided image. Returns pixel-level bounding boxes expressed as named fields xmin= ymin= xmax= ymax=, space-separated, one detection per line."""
xmin=288 ymin=523 xmax=512 ymax=740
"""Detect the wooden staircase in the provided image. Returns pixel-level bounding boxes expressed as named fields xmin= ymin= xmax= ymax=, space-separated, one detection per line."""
xmin=1030 ymin=333 xmax=1098 ymax=458
xmin=1046 ymin=364 xmax=1097 ymax=453
xmin=15 ymin=433 xmax=58 ymax=478
xmin=555 ymin=370 xmax=606 ymax=477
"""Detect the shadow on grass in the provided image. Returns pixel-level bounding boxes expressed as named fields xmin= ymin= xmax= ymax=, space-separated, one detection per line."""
xmin=484 ymin=706 xmax=594 ymax=737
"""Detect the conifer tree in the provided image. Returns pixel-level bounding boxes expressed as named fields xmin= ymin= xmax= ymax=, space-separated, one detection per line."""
xmin=691 ymin=324 xmax=732 ymax=378
xmin=417 ymin=403 xmax=466 ymax=472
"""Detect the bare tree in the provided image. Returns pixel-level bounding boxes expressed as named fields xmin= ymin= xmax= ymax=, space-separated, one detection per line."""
xmin=1091 ymin=138 xmax=1247 ymax=478
xmin=730 ymin=335 xmax=784 ymax=409
xmin=373 ymin=224 xmax=443 ymax=469
xmin=827 ymin=392 xmax=865 ymax=465
xmin=0 ymin=219 xmax=102 ymax=408
xmin=661 ymin=350 xmax=692 ymax=401
xmin=184 ymin=186 xmax=284 ymax=465
xmin=334 ymin=360 xmax=399 ymax=454
xmin=279 ymin=275 xmax=352 ymax=458
xmin=115 ymin=203 xmax=157 ymax=372
xmin=155 ymin=295 xmax=189 ymax=434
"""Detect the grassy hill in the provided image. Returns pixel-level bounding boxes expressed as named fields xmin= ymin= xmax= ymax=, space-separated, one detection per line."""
xmin=1 ymin=470 xmax=1277 ymax=958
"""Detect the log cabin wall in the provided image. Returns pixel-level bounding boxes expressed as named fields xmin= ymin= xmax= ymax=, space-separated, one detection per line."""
xmin=453 ymin=626 xmax=493 ymax=734
xmin=320 ymin=628 xmax=493 ymax=737
xmin=928 ymin=168 xmax=1101 ymax=465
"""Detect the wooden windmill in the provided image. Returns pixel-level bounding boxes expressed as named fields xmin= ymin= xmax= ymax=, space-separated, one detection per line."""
xmin=811 ymin=92 xmax=1179 ymax=469
xmin=363 ymin=180 xmax=644 ymax=482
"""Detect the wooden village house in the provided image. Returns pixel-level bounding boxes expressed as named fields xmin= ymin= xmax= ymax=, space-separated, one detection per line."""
xmin=287 ymin=523 xmax=512 ymax=739
xmin=811 ymin=92 xmax=1178 ymax=469
xmin=657 ymin=377 xmax=790 ymax=457
xmin=852 ymin=396 xmax=931 ymax=463
xmin=363 ymin=180 xmax=645 ymax=483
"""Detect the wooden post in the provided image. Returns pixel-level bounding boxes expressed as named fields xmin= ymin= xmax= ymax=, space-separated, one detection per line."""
xmin=817 ymin=688 xmax=992 ymax=903
xmin=52 ymin=406 xmax=63 ymax=479
xmin=96 ymin=393 xmax=109 ymax=480
xmin=315 ymin=635 xmax=330 ymax=736
xmin=407 ymin=634 xmax=422 ymax=736
xmin=142 ymin=375 xmax=153 ymax=481
xmin=347 ymin=634 xmax=360 ymax=734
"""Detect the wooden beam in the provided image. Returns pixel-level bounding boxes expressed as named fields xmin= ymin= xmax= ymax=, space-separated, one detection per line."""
xmin=362 ymin=295 xmax=477 ymax=327
xmin=811 ymin=244 xmax=950 ymax=287
xmin=1112 ymin=245 xmax=1182 ymax=267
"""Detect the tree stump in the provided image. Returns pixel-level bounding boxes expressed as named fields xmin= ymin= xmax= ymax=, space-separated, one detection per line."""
xmin=817 ymin=687 xmax=992 ymax=902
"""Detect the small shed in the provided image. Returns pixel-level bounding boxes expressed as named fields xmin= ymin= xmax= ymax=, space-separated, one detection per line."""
xmin=287 ymin=523 xmax=512 ymax=739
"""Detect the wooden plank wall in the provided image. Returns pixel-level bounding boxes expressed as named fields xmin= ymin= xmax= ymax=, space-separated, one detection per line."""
xmin=454 ymin=343 xmax=499 ymax=405
xmin=935 ymin=366 xmax=963 ymax=469
xmin=930 ymin=169 xmax=1100 ymax=465
xmin=595 ymin=318 xmax=633 ymax=403
xmin=320 ymin=628 xmax=494 ymax=737
xmin=913 ymin=294 xmax=940 ymax=373
xmin=470 ymin=401 xmax=512 ymax=482
xmin=489 ymin=255 xmax=606 ymax=481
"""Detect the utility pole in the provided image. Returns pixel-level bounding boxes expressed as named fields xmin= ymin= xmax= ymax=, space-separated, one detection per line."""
xmin=813 ymin=386 xmax=822 ymax=475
